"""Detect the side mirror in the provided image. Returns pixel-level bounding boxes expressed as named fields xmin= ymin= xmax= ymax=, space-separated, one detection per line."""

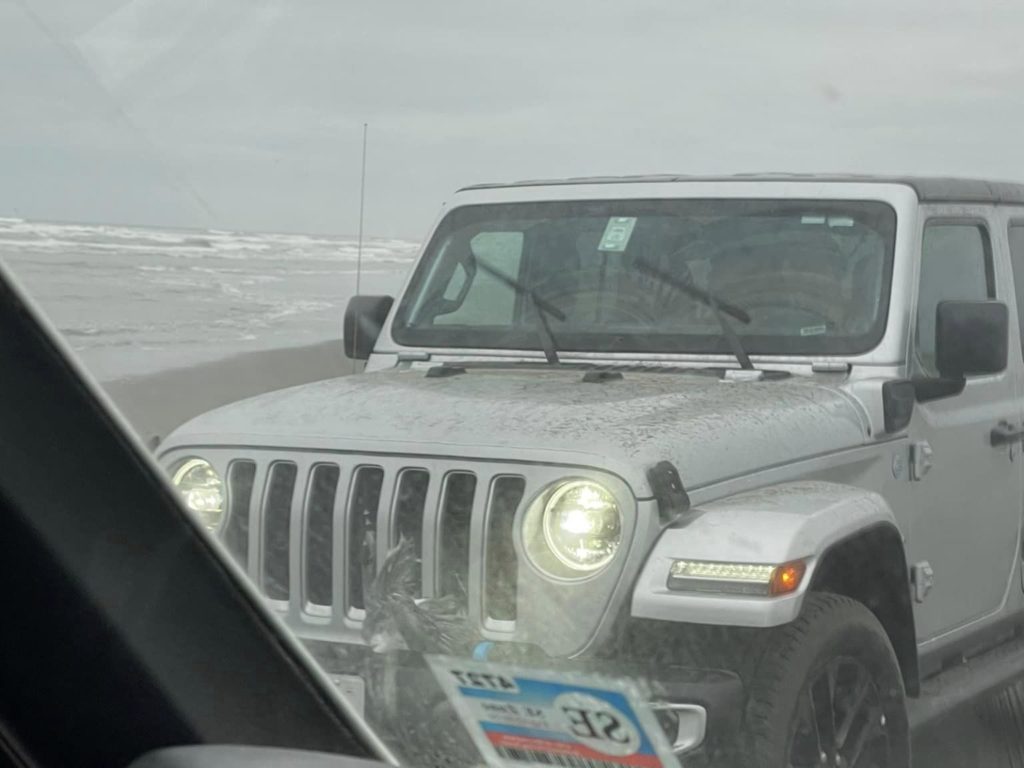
xmin=936 ymin=299 xmax=1008 ymax=378
xmin=343 ymin=295 xmax=394 ymax=361
xmin=882 ymin=380 xmax=915 ymax=433
xmin=915 ymin=299 xmax=1008 ymax=402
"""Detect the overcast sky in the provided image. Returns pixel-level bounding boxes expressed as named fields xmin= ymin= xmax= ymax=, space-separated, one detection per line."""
xmin=3 ymin=0 xmax=1024 ymax=239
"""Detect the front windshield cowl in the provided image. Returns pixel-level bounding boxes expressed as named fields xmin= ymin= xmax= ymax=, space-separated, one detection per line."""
xmin=392 ymin=197 xmax=897 ymax=359
xmin=386 ymin=349 xmax=841 ymax=377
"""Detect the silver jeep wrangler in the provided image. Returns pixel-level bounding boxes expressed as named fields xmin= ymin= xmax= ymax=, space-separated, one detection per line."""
xmin=160 ymin=175 xmax=1024 ymax=767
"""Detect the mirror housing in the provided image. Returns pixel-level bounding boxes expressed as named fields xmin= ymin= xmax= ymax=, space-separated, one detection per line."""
xmin=935 ymin=299 xmax=1008 ymax=379
xmin=882 ymin=380 xmax=915 ymax=433
xmin=914 ymin=300 xmax=1008 ymax=402
xmin=343 ymin=295 xmax=394 ymax=361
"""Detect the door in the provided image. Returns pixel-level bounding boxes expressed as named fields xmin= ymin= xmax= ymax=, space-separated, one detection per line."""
xmin=1007 ymin=222 xmax=1024 ymax=595
xmin=907 ymin=216 xmax=1024 ymax=641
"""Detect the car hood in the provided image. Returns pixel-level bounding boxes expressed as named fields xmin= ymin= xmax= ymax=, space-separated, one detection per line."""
xmin=163 ymin=367 xmax=869 ymax=497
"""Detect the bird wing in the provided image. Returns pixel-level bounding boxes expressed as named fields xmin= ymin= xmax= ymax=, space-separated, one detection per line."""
xmin=365 ymin=535 xmax=420 ymax=608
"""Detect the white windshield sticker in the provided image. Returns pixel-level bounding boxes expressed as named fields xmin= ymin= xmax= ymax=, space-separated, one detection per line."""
xmin=598 ymin=217 xmax=638 ymax=252
xmin=428 ymin=656 xmax=680 ymax=768
xmin=800 ymin=324 xmax=828 ymax=336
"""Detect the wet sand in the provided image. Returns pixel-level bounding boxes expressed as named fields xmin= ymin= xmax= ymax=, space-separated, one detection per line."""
xmin=914 ymin=705 xmax=1011 ymax=766
xmin=101 ymin=339 xmax=361 ymax=442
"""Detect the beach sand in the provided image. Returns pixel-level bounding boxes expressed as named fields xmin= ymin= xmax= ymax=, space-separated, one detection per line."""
xmin=102 ymin=340 xmax=362 ymax=442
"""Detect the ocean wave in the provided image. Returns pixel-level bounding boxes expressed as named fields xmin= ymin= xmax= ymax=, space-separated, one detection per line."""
xmin=0 ymin=219 xmax=418 ymax=262
xmin=262 ymin=299 xmax=335 ymax=321
xmin=4 ymin=219 xmax=414 ymax=379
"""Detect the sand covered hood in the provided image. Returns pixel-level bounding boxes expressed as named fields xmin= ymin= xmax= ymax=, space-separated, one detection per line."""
xmin=164 ymin=366 xmax=869 ymax=496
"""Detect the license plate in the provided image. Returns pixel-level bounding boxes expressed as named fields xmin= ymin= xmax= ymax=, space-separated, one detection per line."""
xmin=330 ymin=673 xmax=366 ymax=716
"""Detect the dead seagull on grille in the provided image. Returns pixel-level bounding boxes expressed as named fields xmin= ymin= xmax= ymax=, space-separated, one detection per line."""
xmin=361 ymin=534 xmax=481 ymax=655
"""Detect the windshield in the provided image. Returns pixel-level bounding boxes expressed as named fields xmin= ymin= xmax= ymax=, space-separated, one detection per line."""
xmin=394 ymin=199 xmax=897 ymax=357
xmin=5 ymin=3 xmax=1024 ymax=768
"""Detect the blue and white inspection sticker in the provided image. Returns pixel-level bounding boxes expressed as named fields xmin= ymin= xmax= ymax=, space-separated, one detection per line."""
xmin=427 ymin=656 xmax=680 ymax=768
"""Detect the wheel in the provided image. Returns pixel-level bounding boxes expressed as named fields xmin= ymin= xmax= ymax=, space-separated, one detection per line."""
xmin=741 ymin=593 xmax=910 ymax=768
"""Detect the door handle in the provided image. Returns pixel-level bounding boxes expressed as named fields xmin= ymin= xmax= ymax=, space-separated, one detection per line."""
xmin=991 ymin=420 xmax=1024 ymax=447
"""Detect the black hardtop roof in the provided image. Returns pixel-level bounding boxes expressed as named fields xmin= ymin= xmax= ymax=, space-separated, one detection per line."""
xmin=459 ymin=173 xmax=1024 ymax=204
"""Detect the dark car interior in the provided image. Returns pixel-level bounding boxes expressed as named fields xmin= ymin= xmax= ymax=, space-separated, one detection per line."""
xmin=0 ymin=269 xmax=388 ymax=768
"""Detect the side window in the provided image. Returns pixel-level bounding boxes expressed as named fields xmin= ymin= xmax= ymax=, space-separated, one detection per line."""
xmin=914 ymin=223 xmax=993 ymax=376
xmin=1008 ymin=225 xmax=1024 ymax=357
xmin=434 ymin=232 xmax=524 ymax=325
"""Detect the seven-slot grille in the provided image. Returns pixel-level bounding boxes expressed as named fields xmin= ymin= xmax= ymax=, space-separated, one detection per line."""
xmin=221 ymin=456 xmax=527 ymax=626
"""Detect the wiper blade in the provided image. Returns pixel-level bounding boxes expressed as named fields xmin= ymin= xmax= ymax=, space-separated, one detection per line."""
xmin=634 ymin=258 xmax=755 ymax=370
xmin=634 ymin=258 xmax=750 ymax=324
xmin=471 ymin=255 xmax=565 ymax=364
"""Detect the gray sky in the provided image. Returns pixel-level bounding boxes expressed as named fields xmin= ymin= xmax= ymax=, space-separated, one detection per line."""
xmin=3 ymin=0 xmax=1024 ymax=239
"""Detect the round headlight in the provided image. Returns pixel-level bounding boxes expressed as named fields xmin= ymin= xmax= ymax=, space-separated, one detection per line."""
xmin=171 ymin=457 xmax=225 ymax=531
xmin=539 ymin=480 xmax=622 ymax=573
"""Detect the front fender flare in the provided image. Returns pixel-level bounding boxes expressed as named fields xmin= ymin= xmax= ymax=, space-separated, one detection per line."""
xmin=631 ymin=481 xmax=902 ymax=628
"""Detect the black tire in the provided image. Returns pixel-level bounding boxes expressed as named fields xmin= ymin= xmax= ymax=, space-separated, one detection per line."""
xmin=740 ymin=593 xmax=910 ymax=768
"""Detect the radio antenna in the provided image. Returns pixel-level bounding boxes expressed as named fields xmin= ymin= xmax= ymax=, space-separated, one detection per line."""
xmin=352 ymin=122 xmax=368 ymax=373
xmin=355 ymin=122 xmax=368 ymax=298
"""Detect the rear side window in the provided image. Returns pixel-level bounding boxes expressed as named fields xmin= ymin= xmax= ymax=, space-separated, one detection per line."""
xmin=1008 ymin=224 xmax=1024 ymax=357
xmin=914 ymin=223 xmax=993 ymax=376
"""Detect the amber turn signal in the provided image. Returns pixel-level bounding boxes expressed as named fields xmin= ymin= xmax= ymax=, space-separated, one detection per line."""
xmin=769 ymin=560 xmax=807 ymax=596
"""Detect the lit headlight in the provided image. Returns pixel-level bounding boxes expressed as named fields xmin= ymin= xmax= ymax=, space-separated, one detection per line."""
xmin=668 ymin=558 xmax=807 ymax=596
xmin=524 ymin=479 xmax=622 ymax=577
xmin=171 ymin=457 xmax=225 ymax=531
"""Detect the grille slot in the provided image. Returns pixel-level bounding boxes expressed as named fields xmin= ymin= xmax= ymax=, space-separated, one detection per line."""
xmin=437 ymin=472 xmax=476 ymax=600
xmin=224 ymin=460 xmax=255 ymax=567
xmin=305 ymin=464 xmax=340 ymax=608
xmin=263 ymin=462 xmax=297 ymax=600
xmin=485 ymin=476 xmax=526 ymax=621
xmin=347 ymin=466 xmax=384 ymax=611
xmin=392 ymin=469 xmax=430 ymax=595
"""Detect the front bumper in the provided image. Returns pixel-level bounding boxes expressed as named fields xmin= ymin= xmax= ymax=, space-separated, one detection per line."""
xmin=304 ymin=640 xmax=744 ymax=767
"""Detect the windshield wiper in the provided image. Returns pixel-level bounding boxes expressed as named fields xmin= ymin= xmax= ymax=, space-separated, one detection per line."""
xmin=471 ymin=255 xmax=566 ymax=364
xmin=633 ymin=258 xmax=755 ymax=370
